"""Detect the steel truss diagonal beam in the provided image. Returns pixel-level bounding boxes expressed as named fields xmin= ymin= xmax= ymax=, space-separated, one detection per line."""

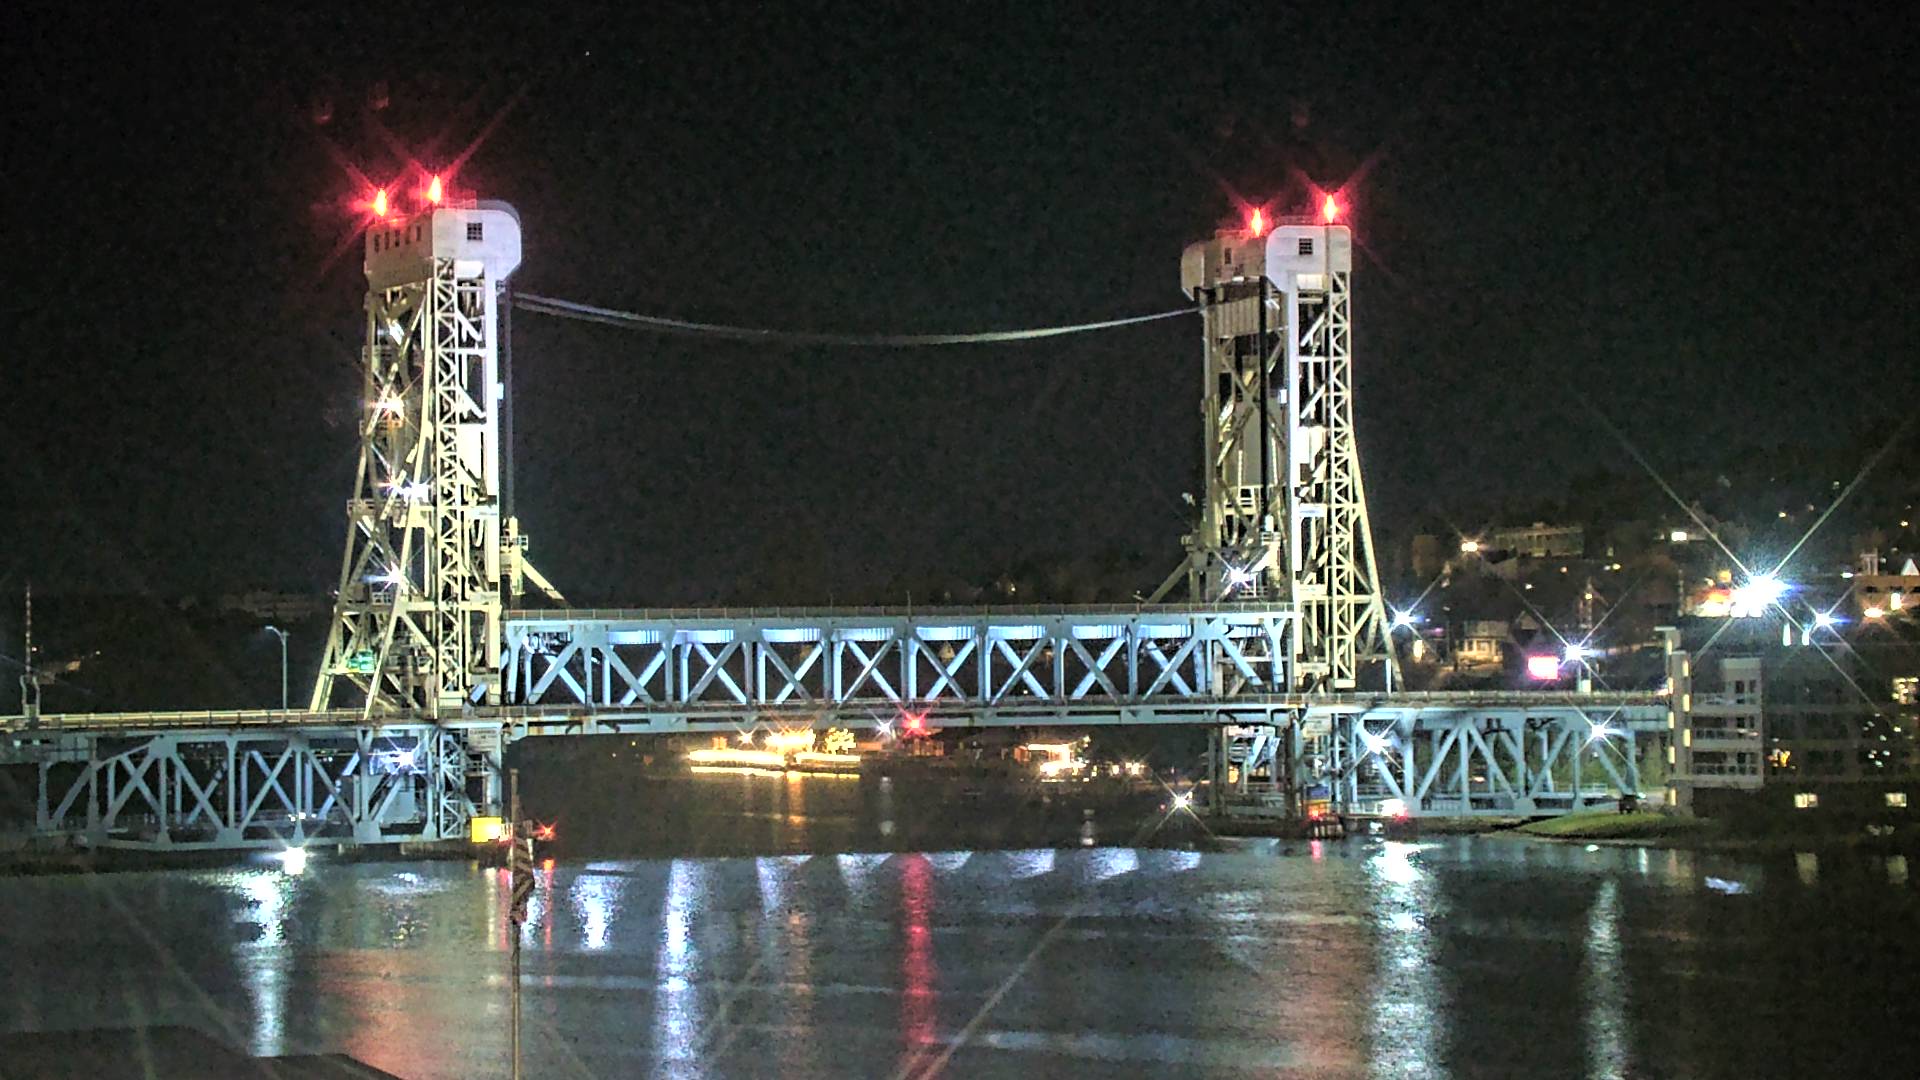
xmin=314 ymin=250 xmax=510 ymax=718
xmin=20 ymin=725 xmax=501 ymax=851
xmin=501 ymin=606 xmax=1298 ymax=720
xmin=1313 ymin=707 xmax=1642 ymax=818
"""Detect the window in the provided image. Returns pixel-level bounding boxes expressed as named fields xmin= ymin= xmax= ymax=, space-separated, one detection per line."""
xmin=1793 ymin=792 xmax=1819 ymax=809
xmin=373 ymin=235 xmax=381 ymax=252
xmin=467 ymin=221 xmax=484 ymax=241
xmin=1298 ymin=238 xmax=1314 ymax=257
xmin=1889 ymin=792 xmax=1909 ymax=808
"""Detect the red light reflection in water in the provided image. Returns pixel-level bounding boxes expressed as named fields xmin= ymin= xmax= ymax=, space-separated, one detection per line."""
xmin=540 ymin=862 xmax=554 ymax=952
xmin=899 ymin=854 xmax=938 ymax=1054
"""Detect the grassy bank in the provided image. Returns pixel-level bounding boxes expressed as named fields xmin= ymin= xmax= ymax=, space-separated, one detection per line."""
xmin=1516 ymin=811 xmax=1720 ymax=842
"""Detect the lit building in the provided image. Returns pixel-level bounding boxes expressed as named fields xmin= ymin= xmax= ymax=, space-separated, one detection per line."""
xmin=1852 ymin=556 xmax=1920 ymax=621
xmin=1454 ymin=619 xmax=1510 ymax=671
xmin=1667 ymin=626 xmax=1920 ymax=815
xmin=1488 ymin=522 xmax=1584 ymax=559
xmin=1675 ymin=656 xmax=1765 ymax=793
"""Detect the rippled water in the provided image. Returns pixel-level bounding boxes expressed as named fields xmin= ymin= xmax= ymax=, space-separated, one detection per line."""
xmin=3 ymin=805 xmax=1918 ymax=1077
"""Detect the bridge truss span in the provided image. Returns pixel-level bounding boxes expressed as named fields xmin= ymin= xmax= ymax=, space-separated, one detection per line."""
xmin=502 ymin=604 xmax=1299 ymax=726
xmin=8 ymin=724 xmax=498 ymax=851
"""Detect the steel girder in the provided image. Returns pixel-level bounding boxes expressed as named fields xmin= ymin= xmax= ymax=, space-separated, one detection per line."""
xmin=1175 ymin=226 xmax=1390 ymax=693
xmin=1288 ymin=264 xmax=1389 ymax=691
xmin=312 ymin=256 xmax=506 ymax=716
xmin=15 ymin=725 xmax=498 ymax=851
xmin=1318 ymin=707 xmax=1643 ymax=817
xmin=1188 ymin=278 xmax=1287 ymax=602
xmin=501 ymin=606 xmax=1298 ymax=726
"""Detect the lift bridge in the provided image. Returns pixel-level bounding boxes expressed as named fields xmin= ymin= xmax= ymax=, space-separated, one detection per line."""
xmin=2 ymin=196 xmax=1663 ymax=851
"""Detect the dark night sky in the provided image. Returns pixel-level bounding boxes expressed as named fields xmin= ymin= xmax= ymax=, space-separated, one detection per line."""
xmin=3 ymin=5 xmax=1915 ymax=604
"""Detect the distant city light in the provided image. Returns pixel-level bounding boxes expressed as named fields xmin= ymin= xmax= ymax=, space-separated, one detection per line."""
xmin=1587 ymin=722 xmax=1619 ymax=743
xmin=371 ymin=188 xmax=389 ymax=219
xmin=1563 ymin=643 xmax=1591 ymax=664
xmin=1379 ymin=798 xmax=1409 ymax=819
xmin=1225 ymin=564 xmax=1257 ymax=588
xmin=1865 ymin=606 xmax=1887 ymax=620
xmin=276 ymin=847 xmax=309 ymax=875
xmin=1361 ymin=729 xmax=1393 ymax=756
xmin=1459 ymin=539 xmax=1480 ymax=554
xmin=1321 ymin=193 xmax=1339 ymax=223
xmin=686 ymin=747 xmax=787 ymax=769
xmin=1669 ymin=530 xmax=1689 ymax=543
xmin=1248 ymin=208 xmax=1266 ymax=237
xmin=1813 ymin=611 xmax=1839 ymax=629
xmin=1391 ymin=609 xmax=1418 ymax=629
xmin=1526 ymin=654 xmax=1562 ymax=680
xmin=765 ymin=729 xmax=817 ymax=754
xmin=426 ymin=174 xmax=444 ymax=205
xmin=1728 ymin=573 xmax=1788 ymax=618
xmin=1171 ymin=791 xmax=1194 ymax=811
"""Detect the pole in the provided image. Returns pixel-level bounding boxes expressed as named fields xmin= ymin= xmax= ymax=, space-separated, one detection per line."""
xmin=509 ymin=767 xmax=523 ymax=1080
xmin=20 ymin=583 xmax=37 ymax=725
xmin=265 ymin=626 xmax=289 ymax=710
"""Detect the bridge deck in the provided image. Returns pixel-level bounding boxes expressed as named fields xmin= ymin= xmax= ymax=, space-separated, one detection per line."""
xmin=3 ymin=690 xmax=1665 ymax=738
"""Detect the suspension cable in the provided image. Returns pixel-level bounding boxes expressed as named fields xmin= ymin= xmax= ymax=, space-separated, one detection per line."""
xmin=512 ymin=293 xmax=1193 ymax=347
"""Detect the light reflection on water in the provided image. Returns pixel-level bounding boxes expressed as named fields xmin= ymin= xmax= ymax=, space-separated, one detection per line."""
xmin=655 ymin=858 xmax=706 ymax=1069
xmin=234 ymin=869 xmax=291 ymax=1056
xmin=1366 ymin=841 xmax=1440 ymax=1080
xmin=1 ymin=822 xmax=1917 ymax=1078
xmin=1585 ymin=878 xmax=1627 ymax=1080
xmin=568 ymin=867 xmax=621 ymax=951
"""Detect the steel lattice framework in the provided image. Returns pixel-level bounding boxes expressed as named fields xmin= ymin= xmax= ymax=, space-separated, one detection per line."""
xmin=312 ymin=205 xmax=524 ymax=716
xmin=502 ymin=605 xmax=1299 ymax=726
xmin=1292 ymin=257 xmax=1389 ymax=691
xmin=13 ymin=724 xmax=495 ymax=850
xmin=1317 ymin=708 xmax=1642 ymax=817
xmin=1170 ymin=221 xmax=1390 ymax=692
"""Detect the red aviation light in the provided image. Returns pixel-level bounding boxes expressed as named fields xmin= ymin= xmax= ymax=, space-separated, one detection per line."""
xmin=371 ymin=187 xmax=390 ymax=219
xmin=1321 ymin=194 xmax=1339 ymax=223
xmin=426 ymin=174 xmax=444 ymax=205
xmin=1248 ymin=208 xmax=1266 ymax=237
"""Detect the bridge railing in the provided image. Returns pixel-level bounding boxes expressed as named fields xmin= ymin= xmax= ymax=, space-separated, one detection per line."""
xmin=504 ymin=601 xmax=1304 ymax=622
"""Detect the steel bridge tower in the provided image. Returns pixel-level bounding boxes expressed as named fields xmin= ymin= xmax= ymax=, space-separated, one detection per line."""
xmin=1170 ymin=212 xmax=1391 ymax=692
xmin=312 ymin=200 xmax=539 ymax=716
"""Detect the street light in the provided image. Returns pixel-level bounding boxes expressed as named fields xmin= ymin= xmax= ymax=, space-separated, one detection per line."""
xmin=1728 ymin=573 xmax=1788 ymax=618
xmin=1385 ymin=610 xmax=1418 ymax=693
xmin=264 ymin=625 xmax=289 ymax=710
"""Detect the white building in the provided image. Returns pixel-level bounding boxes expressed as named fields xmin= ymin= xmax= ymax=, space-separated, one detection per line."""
xmin=1682 ymin=656 xmax=1765 ymax=788
xmin=1489 ymin=522 xmax=1584 ymax=559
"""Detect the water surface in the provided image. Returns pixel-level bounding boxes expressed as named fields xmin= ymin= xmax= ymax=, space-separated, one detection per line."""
xmin=2 ymin=781 xmax=1917 ymax=1077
